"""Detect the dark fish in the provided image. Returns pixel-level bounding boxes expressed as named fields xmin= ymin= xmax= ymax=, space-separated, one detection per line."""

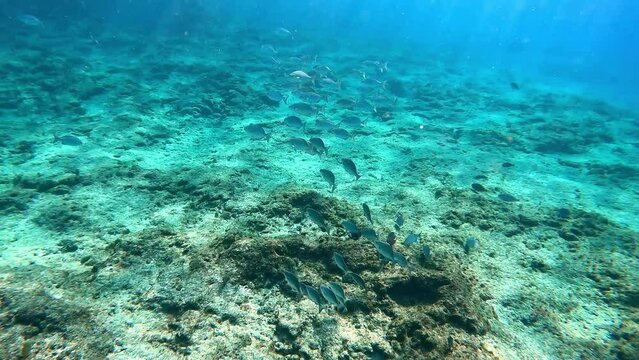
xmin=403 ymin=233 xmax=420 ymax=246
xmin=557 ymin=208 xmax=571 ymax=219
xmin=361 ymin=228 xmax=379 ymax=242
xmin=328 ymin=282 xmax=346 ymax=301
xmin=510 ymin=82 xmax=520 ymax=90
xmin=266 ymin=90 xmax=287 ymax=103
xmin=319 ymin=169 xmax=336 ymax=193
xmin=341 ymin=220 xmax=359 ymax=236
xmin=354 ymin=99 xmax=375 ymax=112
xmin=54 ymin=135 xmax=83 ymax=146
xmin=307 ymin=208 xmax=329 ymax=232
xmin=464 ymin=237 xmax=477 ymax=254
xmin=393 ymin=251 xmax=408 ymax=268
xmin=498 ymin=193 xmax=518 ymax=202
xmin=394 ymin=213 xmax=404 ymax=231
xmin=305 ymin=285 xmax=323 ymax=306
xmin=283 ymin=115 xmax=304 ymax=129
xmin=373 ymin=240 xmax=395 ymax=261
xmin=386 ymin=232 xmax=397 ymax=246
xmin=336 ymin=98 xmax=356 ymax=108
xmin=295 ymin=91 xmax=322 ymax=103
xmin=283 ymin=271 xmax=301 ymax=293
xmin=362 ymin=203 xmax=373 ymax=225
xmin=289 ymin=102 xmax=318 ymax=116
xmin=502 ymin=162 xmax=514 ymax=168
xmin=472 ymin=183 xmax=488 ymax=192
xmin=315 ymin=119 xmax=336 ymax=130
xmin=244 ymin=124 xmax=270 ymax=140
xmin=320 ymin=285 xmax=339 ymax=305
xmin=345 ymin=271 xmax=365 ymax=288
xmin=340 ymin=115 xmax=364 ymax=128
xmin=341 ymin=158 xmax=361 ymax=180
xmin=286 ymin=138 xmax=317 ymax=155
xmin=421 ymin=245 xmax=432 ymax=261
xmin=308 ymin=137 xmax=327 ymax=156
xmin=333 ymin=252 xmax=348 ymax=273
xmin=331 ymin=128 xmax=352 ymax=139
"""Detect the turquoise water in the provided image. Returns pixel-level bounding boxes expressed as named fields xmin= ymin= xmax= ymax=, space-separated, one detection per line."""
xmin=1 ymin=1 xmax=637 ymax=359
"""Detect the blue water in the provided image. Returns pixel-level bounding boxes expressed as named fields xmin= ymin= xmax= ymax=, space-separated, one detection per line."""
xmin=1 ymin=1 xmax=638 ymax=359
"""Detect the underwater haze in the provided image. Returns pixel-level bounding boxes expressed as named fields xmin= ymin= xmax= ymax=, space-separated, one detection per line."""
xmin=1 ymin=1 xmax=638 ymax=359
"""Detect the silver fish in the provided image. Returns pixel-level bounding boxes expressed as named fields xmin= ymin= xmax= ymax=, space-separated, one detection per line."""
xmin=283 ymin=271 xmax=301 ymax=293
xmin=393 ymin=251 xmax=408 ymax=268
xmin=373 ymin=240 xmax=395 ymax=261
xmin=345 ymin=271 xmax=365 ymax=288
xmin=17 ymin=14 xmax=44 ymax=27
xmin=333 ymin=252 xmax=348 ymax=273
xmin=320 ymin=285 xmax=339 ymax=306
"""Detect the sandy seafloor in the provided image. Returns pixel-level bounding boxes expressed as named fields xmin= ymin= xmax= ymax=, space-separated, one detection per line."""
xmin=0 ymin=20 xmax=638 ymax=360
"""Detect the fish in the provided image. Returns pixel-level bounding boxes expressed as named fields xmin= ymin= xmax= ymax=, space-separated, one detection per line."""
xmin=304 ymin=285 xmax=323 ymax=307
xmin=393 ymin=251 xmax=408 ymax=268
xmin=386 ymin=232 xmax=397 ymax=246
xmin=464 ymin=237 xmax=477 ymax=254
xmin=502 ymin=162 xmax=514 ymax=168
xmin=341 ymin=158 xmax=361 ymax=180
xmin=328 ymin=282 xmax=346 ymax=301
xmin=286 ymin=138 xmax=316 ymax=154
xmin=403 ymin=233 xmax=420 ymax=246
xmin=557 ymin=208 xmax=571 ymax=219
xmin=373 ymin=240 xmax=395 ymax=262
xmin=289 ymin=102 xmax=318 ymax=116
xmin=333 ymin=252 xmax=348 ymax=273
xmin=315 ymin=119 xmax=336 ymax=130
xmin=331 ymin=128 xmax=352 ymax=139
xmin=320 ymin=285 xmax=339 ymax=306
xmin=289 ymin=70 xmax=312 ymax=79
xmin=422 ymin=245 xmax=432 ymax=261
xmin=394 ymin=213 xmax=404 ymax=231
xmin=340 ymin=115 xmax=364 ymax=128
xmin=321 ymin=77 xmax=341 ymax=90
xmin=361 ymin=228 xmax=379 ymax=242
xmin=345 ymin=271 xmax=365 ymax=288
xmin=244 ymin=124 xmax=270 ymax=141
xmin=283 ymin=115 xmax=304 ymax=129
xmin=341 ymin=220 xmax=359 ymax=237
xmin=283 ymin=271 xmax=301 ymax=293
xmin=295 ymin=91 xmax=322 ymax=103
xmin=498 ymin=193 xmax=518 ymax=202
xmin=471 ymin=183 xmax=488 ymax=192
xmin=308 ymin=137 xmax=327 ymax=156
xmin=510 ymin=82 xmax=520 ymax=90
xmin=275 ymin=27 xmax=294 ymax=39
xmin=17 ymin=14 xmax=44 ymax=27
xmin=362 ymin=203 xmax=373 ymax=225
xmin=336 ymin=98 xmax=356 ymax=108
xmin=319 ymin=169 xmax=336 ymax=193
xmin=54 ymin=135 xmax=83 ymax=146
xmin=307 ymin=208 xmax=329 ymax=232
xmin=266 ymin=90 xmax=287 ymax=104
xmin=260 ymin=44 xmax=278 ymax=55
